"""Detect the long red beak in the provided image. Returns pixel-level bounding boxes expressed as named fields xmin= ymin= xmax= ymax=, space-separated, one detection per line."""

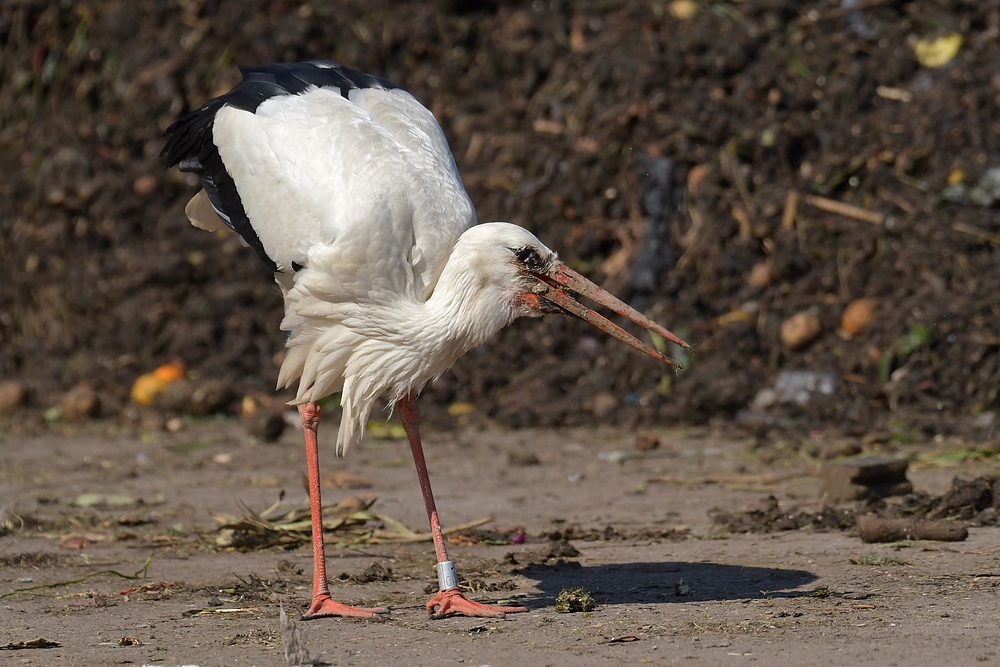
xmin=534 ymin=264 xmax=690 ymax=368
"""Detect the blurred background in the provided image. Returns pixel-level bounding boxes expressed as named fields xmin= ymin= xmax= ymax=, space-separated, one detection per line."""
xmin=1 ymin=0 xmax=998 ymax=444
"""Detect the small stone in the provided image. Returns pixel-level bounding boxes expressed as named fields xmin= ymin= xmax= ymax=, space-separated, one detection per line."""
xmin=840 ymin=298 xmax=878 ymax=337
xmin=244 ymin=409 xmax=286 ymax=442
xmin=0 ymin=381 xmax=27 ymax=414
xmin=635 ymin=429 xmax=660 ymax=451
xmin=60 ymin=383 xmax=101 ymax=421
xmin=508 ymin=451 xmax=541 ymax=467
xmin=157 ymin=379 xmax=195 ymax=412
xmin=780 ymin=312 xmax=822 ymax=351
xmin=132 ymin=174 xmax=158 ymax=196
xmin=587 ymin=391 xmax=617 ymax=418
xmin=241 ymin=394 xmax=287 ymax=441
xmin=188 ymin=379 xmax=234 ymax=415
xmin=747 ymin=261 xmax=773 ymax=288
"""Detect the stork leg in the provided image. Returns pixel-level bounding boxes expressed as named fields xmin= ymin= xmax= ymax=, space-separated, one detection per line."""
xmin=398 ymin=394 xmax=528 ymax=619
xmin=298 ymin=402 xmax=388 ymax=620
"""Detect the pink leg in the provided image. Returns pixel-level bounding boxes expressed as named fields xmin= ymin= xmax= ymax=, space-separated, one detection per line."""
xmin=298 ymin=402 xmax=388 ymax=620
xmin=398 ymin=395 xmax=527 ymax=619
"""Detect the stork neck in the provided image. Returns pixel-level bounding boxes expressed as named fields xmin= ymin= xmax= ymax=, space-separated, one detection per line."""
xmin=415 ymin=241 xmax=515 ymax=356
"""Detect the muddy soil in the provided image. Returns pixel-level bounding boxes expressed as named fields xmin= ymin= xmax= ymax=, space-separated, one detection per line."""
xmin=3 ymin=421 xmax=1000 ymax=666
xmin=2 ymin=1 xmax=1000 ymax=440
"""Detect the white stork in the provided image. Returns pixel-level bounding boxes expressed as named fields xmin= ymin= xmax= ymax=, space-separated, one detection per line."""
xmin=162 ymin=60 xmax=689 ymax=620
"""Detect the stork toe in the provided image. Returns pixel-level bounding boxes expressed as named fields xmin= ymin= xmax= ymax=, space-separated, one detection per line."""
xmin=426 ymin=588 xmax=527 ymax=619
xmin=302 ymin=594 xmax=389 ymax=620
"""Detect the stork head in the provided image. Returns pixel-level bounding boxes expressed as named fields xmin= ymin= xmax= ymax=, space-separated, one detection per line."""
xmin=457 ymin=223 xmax=690 ymax=367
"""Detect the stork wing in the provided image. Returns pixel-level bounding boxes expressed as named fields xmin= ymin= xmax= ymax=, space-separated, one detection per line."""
xmin=162 ymin=61 xmax=475 ymax=300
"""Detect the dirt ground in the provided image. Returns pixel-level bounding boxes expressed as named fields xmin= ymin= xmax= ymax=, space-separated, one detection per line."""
xmin=3 ymin=420 xmax=1000 ymax=666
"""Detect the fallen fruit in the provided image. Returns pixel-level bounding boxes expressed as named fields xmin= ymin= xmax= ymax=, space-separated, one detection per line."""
xmin=130 ymin=373 xmax=168 ymax=406
xmin=153 ymin=361 xmax=185 ymax=382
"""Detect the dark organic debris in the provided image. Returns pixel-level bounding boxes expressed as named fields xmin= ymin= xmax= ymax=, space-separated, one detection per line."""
xmin=213 ymin=495 xmax=491 ymax=550
xmin=710 ymin=496 xmax=856 ymax=534
xmin=449 ymin=528 xmax=513 ymax=546
xmin=0 ymin=639 xmax=61 ymax=650
xmin=712 ymin=475 xmax=1000 ymax=539
xmin=544 ymin=524 xmax=689 ymax=542
xmin=0 ymin=553 xmax=76 ymax=568
xmin=928 ymin=476 xmax=1000 ymax=522
xmin=337 ymin=562 xmax=395 ymax=585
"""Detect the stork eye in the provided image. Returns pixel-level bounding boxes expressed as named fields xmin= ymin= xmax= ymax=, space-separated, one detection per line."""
xmin=514 ymin=246 xmax=543 ymax=268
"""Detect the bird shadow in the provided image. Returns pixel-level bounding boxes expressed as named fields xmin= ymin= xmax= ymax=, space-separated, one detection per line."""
xmin=511 ymin=559 xmax=819 ymax=608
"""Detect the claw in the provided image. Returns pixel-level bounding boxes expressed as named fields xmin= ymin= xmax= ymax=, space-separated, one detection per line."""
xmin=426 ymin=588 xmax=527 ymax=619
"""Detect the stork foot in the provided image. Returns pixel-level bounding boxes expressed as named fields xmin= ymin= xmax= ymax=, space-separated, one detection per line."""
xmin=426 ymin=588 xmax=527 ymax=619
xmin=301 ymin=594 xmax=388 ymax=620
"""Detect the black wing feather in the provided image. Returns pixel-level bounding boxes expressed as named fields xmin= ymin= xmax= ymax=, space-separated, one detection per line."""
xmin=161 ymin=60 xmax=402 ymax=273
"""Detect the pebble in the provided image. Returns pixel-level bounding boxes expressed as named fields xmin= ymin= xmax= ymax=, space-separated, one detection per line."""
xmin=635 ymin=429 xmax=660 ymax=451
xmin=587 ymin=391 xmax=617 ymax=418
xmin=244 ymin=409 xmax=286 ymax=442
xmin=132 ymin=174 xmax=158 ymax=195
xmin=507 ymin=451 xmax=541 ymax=467
xmin=840 ymin=298 xmax=878 ymax=337
xmin=241 ymin=394 xmax=287 ymax=442
xmin=189 ymin=379 xmax=234 ymax=415
xmin=0 ymin=380 xmax=27 ymax=414
xmin=60 ymin=382 xmax=101 ymax=421
xmin=747 ymin=261 xmax=773 ymax=288
xmin=780 ymin=311 xmax=822 ymax=351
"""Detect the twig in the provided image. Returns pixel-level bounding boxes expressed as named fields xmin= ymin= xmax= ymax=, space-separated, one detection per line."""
xmin=800 ymin=0 xmax=895 ymax=24
xmin=720 ymin=147 xmax=757 ymax=218
xmin=952 ymin=222 xmax=1000 ymax=246
xmin=647 ymin=471 xmax=813 ymax=486
xmin=368 ymin=516 xmax=493 ymax=543
xmin=969 ymin=334 xmax=1000 ymax=346
xmin=876 ymin=187 xmax=917 ymax=216
xmin=781 ymin=190 xmax=800 ymax=230
xmin=962 ymin=543 xmax=1000 ymax=555
xmin=0 ymin=552 xmax=153 ymax=600
xmin=803 ymin=194 xmax=885 ymax=225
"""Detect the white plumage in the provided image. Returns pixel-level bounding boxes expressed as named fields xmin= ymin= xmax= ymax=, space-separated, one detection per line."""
xmin=278 ymin=222 xmax=552 ymax=453
xmin=163 ymin=61 xmax=688 ymax=620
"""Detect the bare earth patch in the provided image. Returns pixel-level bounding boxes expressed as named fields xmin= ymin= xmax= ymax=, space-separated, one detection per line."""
xmin=2 ymin=422 xmax=999 ymax=666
